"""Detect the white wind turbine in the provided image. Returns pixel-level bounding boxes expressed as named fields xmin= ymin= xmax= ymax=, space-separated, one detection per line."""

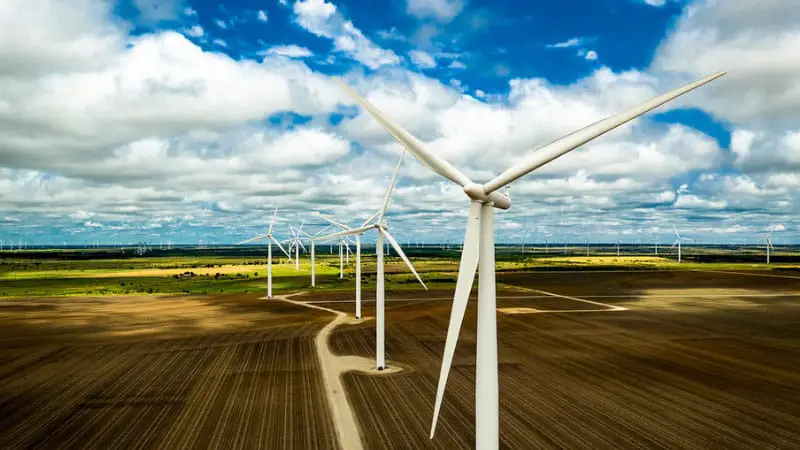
xmin=288 ymin=223 xmax=306 ymax=271
xmin=334 ymin=71 xmax=725 ymax=448
xmin=299 ymin=225 xmax=334 ymax=287
xmin=761 ymin=230 xmax=776 ymax=264
xmin=318 ymin=150 xmax=427 ymax=367
xmin=671 ymin=226 xmax=692 ymax=263
xmin=237 ymin=206 xmax=293 ymax=299
xmin=332 ymin=236 xmax=353 ymax=278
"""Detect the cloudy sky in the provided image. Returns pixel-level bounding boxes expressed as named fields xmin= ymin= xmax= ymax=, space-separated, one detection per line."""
xmin=1 ymin=0 xmax=798 ymax=246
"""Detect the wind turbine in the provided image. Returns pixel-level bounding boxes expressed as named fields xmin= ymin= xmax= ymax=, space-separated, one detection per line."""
xmin=671 ymin=226 xmax=692 ymax=263
xmin=237 ymin=206 xmax=293 ymax=299
xmin=288 ymin=223 xmax=306 ymax=271
xmin=319 ymin=150 xmax=427 ymax=367
xmin=334 ymin=71 xmax=725 ymax=448
xmin=761 ymin=230 xmax=776 ymax=264
xmin=299 ymin=225 xmax=334 ymax=287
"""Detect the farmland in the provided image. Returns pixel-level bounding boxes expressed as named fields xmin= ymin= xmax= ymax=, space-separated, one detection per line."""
xmin=0 ymin=247 xmax=799 ymax=448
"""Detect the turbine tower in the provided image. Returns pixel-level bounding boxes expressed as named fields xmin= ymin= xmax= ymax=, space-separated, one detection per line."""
xmin=237 ymin=206 xmax=293 ymax=299
xmin=334 ymin=71 xmax=725 ymax=448
xmin=654 ymin=233 xmax=659 ymax=256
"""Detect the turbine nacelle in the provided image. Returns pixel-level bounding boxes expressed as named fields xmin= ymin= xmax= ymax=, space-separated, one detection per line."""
xmin=463 ymin=183 xmax=512 ymax=210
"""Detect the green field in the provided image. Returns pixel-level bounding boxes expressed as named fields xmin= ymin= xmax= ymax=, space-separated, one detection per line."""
xmin=1 ymin=245 xmax=799 ymax=298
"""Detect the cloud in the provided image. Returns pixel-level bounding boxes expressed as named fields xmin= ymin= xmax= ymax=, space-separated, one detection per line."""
xmin=409 ymin=50 xmax=437 ymax=68
xmin=405 ymin=0 xmax=465 ymax=23
xmin=674 ymin=194 xmax=727 ymax=210
xmin=257 ymin=9 xmax=268 ymax=22
xmin=0 ymin=0 xmax=125 ymax=78
xmin=642 ymin=0 xmax=667 ymax=6
xmin=552 ymin=39 xmax=598 ymax=61
xmin=262 ymin=44 xmax=314 ymax=58
xmin=71 ymin=210 xmax=96 ymax=220
xmin=0 ymin=0 xmax=794 ymax=244
xmin=184 ymin=25 xmax=204 ymax=38
xmin=652 ymin=0 xmax=800 ymax=128
xmin=0 ymin=30 xmax=344 ymax=172
xmin=546 ymin=37 xmax=583 ymax=49
xmin=729 ymin=128 xmax=800 ymax=178
xmin=292 ymin=0 xmax=400 ymax=69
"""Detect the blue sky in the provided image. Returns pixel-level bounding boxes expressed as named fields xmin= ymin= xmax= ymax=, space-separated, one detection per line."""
xmin=0 ymin=0 xmax=798 ymax=246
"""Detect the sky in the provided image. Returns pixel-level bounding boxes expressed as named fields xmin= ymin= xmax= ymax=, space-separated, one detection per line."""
xmin=1 ymin=0 xmax=799 ymax=246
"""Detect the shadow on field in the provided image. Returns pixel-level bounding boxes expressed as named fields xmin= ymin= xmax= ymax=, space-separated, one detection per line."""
xmin=0 ymin=293 xmax=328 ymax=349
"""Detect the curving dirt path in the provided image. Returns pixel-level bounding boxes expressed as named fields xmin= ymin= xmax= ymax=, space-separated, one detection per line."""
xmin=275 ymin=293 xmax=402 ymax=450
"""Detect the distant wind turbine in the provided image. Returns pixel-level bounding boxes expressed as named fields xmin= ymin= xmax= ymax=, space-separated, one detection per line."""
xmin=288 ymin=223 xmax=306 ymax=271
xmin=671 ymin=226 xmax=692 ymax=263
xmin=761 ymin=230 xmax=776 ymax=264
xmin=237 ymin=206 xmax=292 ymax=299
xmin=299 ymin=225 xmax=334 ymax=287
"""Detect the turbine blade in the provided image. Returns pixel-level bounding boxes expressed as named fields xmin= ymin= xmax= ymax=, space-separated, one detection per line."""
xmin=313 ymin=225 xmax=334 ymax=238
xmin=377 ymin=150 xmax=406 ymax=224
xmin=482 ymin=72 xmax=727 ymax=194
xmin=268 ymin=205 xmax=278 ymax=235
xmin=360 ymin=210 xmax=381 ymax=228
xmin=380 ymin=227 xmax=427 ymax=290
xmin=334 ymin=77 xmax=473 ymax=188
xmin=273 ymin=237 xmax=292 ymax=259
xmin=297 ymin=239 xmax=307 ymax=252
xmin=237 ymin=234 xmax=269 ymax=245
xmin=320 ymin=225 xmax=374 ymax=240
xmin=318 ymin=213 xmax=351 ymax=231
xmin=430 ymin=202 xmax=482 ymax=438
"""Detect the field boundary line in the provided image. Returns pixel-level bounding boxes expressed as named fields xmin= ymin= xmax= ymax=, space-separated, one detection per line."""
xmin=499 ymin=284 xmax=627 ymax=312
xmin=691 ymin=269 xmax=800 ymax=280
xmin=302 ymin=289 xmax=629 ymax=311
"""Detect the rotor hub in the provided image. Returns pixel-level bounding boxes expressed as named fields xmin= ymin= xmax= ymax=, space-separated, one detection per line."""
xmin=463 ymin=183 xmax=512 ymax=210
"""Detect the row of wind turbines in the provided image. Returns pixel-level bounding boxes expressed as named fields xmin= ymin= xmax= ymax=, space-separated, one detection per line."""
xmin=239 ymin=149 xmax=427 ymax=371
xmin=239 ymin=72 xmax=726 ymax=449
